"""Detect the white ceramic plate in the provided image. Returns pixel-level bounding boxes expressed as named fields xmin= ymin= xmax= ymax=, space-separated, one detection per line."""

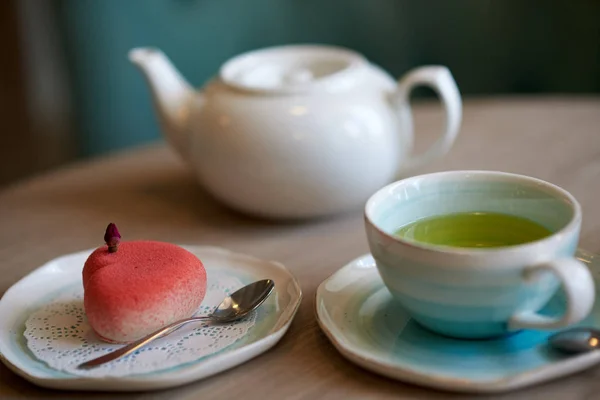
xmin=0 ymin=245 xmax=302 ymax=391
xmin=316 ymin=248 xmax=600 ymax=394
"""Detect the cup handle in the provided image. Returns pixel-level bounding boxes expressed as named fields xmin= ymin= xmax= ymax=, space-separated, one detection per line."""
xmin=508 ymin=258 xmax=595 ymax=331
xmin=392 ymin=66 xmax=462 ymax=176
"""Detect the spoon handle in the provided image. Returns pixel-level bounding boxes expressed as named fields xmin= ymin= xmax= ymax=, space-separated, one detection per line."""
xmin=77 ymin=316 xmax=210 ymax=369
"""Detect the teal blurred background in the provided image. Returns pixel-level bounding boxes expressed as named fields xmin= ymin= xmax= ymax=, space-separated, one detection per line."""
xmin=1 ymin=0 xmax=599 ymax=186
xmin=54 ymin=0 xmax=600 ymax=157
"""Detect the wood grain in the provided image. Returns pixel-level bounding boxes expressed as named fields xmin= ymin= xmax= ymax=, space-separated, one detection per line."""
xmin=1 ymin=97 xmax=600 ymax=399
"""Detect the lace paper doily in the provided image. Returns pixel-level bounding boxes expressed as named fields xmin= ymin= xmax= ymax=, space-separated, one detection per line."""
xmin=24 ymin=274 xmax=256 ymax=377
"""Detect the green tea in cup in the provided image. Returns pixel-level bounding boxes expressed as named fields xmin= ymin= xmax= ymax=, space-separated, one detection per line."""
xmin=364 ymin=170 xmax=595 ymax=339
xmin=394 ymin=211 xmax=553 ymax=248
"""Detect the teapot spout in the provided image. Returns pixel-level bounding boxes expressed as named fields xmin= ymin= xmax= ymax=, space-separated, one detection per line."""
xmin=129 ymin=47 xmax=194 ymax=158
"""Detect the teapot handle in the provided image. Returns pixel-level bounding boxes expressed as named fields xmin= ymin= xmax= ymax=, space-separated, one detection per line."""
xmin=392 ymin=66 xmax=462 ymax=175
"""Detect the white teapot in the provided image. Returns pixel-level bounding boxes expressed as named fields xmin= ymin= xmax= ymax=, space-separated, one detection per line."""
xmin=129 ymin=45 xmax=462 ymax=219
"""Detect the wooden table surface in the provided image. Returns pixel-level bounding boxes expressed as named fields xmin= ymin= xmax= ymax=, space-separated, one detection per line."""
xmin=2 ymin=97 xmax=600 ymax=400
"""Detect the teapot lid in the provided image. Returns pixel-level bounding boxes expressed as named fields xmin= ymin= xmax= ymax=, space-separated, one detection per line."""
xmin=219 ymin=45 xmax=366 ymax=94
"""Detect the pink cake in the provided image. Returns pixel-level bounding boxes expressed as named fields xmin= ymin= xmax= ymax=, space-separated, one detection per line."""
xmin=82 ymin=224 xmax=207 ymax=343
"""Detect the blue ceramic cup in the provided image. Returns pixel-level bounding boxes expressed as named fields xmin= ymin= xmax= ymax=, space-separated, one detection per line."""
xmin=364 ymin=170 xmax=595 ymax=339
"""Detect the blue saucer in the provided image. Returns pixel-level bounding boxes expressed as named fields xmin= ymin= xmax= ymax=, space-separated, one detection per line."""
xmin=316 ymin=249 xmax=600 ymax=394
